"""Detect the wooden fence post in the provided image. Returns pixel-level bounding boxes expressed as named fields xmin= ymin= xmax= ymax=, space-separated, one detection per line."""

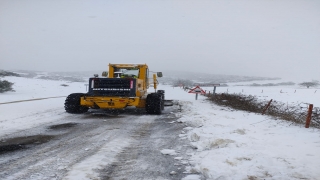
xmin=305 ymin=104 xmax=313 ymax=128
xmin=262 ymin=99 xmax=273 ymax=115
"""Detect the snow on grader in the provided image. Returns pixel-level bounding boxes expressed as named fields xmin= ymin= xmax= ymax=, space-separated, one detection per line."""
xmin=64 ymin=63 xmax=172 ymax=114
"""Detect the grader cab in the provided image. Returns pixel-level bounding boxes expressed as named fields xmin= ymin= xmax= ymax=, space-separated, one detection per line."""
xmin=64 ymin=63 xmax=166 ymax=114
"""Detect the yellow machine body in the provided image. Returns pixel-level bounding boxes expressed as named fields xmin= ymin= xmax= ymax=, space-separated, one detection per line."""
xmin=79 ymin=63 xmax=158 ymax=109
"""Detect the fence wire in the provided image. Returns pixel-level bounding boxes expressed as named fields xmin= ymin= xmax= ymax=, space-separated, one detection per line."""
xmin=206 ymin=93 xmax=320 ymax=128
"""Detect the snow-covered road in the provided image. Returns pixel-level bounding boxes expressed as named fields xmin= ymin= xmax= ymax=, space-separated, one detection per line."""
xmin=1 ymin=102 xmax=198 ymax=180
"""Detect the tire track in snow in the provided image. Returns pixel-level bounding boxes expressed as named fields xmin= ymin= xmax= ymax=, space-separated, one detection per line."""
xmin=0 ymin=107 xmax=72 ymax=137
xmin=0 ymin=102 xmax=202 ymax=179
xmin=0 ymin=114 xmax=139 ymax=180
xmin=99 ymin=109 xmax=203 ymax=180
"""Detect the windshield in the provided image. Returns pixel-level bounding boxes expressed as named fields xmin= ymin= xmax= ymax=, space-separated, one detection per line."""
xmin=113 ymin=68 xmax=139 ymax=78
xmin=123 ymin=69 xmax=139 ymax=76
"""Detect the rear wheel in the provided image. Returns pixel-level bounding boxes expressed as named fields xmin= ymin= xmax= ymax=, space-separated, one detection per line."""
xmin=157 ymin=90 xmax=165 ymax=110
xmin=64 ymin=93 xmax=88 ymax=114
xmin=146 ymin=93 xmax=163 ymax=115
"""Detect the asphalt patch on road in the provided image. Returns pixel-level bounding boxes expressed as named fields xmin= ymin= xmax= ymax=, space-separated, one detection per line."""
xmin=48 ymin=122 xmax=78 ymax=130
xmin=0 ymin=135 xmax=54 ymax=154
xmin=89 ymin=108 xmax=148 ymax=116
xmin=81 ymin=113 xmax=124 ymax=120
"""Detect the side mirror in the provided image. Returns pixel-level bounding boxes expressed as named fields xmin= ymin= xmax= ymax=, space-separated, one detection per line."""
xmin=102 ymin=71 xmax=108 ymax=77
xmin=157 ymin=72 xmax=163 ymax=77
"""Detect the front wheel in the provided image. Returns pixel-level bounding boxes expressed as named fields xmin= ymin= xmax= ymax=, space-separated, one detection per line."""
xmin=146 ymin=93 xmax=163 ymax=115
xmin=64 ymin=93 xmax=88 ymax=114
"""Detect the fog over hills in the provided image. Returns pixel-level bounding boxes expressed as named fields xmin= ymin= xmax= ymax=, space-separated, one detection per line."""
xmin=2 ymin=69 xmax=280 ymax=86
xmin=161 ymin=70 xmax=280 ymax=85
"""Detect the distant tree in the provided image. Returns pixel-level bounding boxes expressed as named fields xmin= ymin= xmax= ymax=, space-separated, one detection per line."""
xmin=0 ymin=70 xmax=20 ymax=77
xmin=298 ymin=80 xmax=320 ymax=88
xmin=174 ymin=79 xmax=193 ymax=88
xmin=0 ymin=79 xmax=15 ymax=93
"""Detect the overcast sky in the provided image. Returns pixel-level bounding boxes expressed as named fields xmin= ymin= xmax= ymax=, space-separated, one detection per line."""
xmin=0 ymin=0 xmax=319 ymax=79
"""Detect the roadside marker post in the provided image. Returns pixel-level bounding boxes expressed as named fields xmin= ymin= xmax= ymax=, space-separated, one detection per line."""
xmin=262 ymin=99 xmax=273 ymax=115
xmin=305 ymin=104 xmax=313 ymax=128
xmin=212 ymin=84 xmax=220 ymax=97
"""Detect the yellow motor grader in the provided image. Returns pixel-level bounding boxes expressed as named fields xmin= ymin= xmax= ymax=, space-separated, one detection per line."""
xmin=64 ymin=63 xmax=166 ymax=114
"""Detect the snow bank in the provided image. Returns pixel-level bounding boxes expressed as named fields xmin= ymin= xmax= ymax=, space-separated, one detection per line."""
xmin=171 ymin=88 xmax=320 ymax=179
xmin=0 ymin=76 xmax=86 ymax=103
xmin=0 ymin=76 xmax=86 ymax=137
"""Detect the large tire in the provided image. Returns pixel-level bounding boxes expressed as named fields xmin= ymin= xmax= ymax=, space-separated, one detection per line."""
xmin=146 ymin=93 xmax=163 ymax=115
xmin=145 ymin=94 xmax=153 ymax=114
xmin=64 ymin=93 xmax=88 ymax=114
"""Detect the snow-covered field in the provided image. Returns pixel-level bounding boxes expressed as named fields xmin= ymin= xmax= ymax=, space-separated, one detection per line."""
xmin=201 ymin=80 xmax=320 ymax=107
xmin=1 ymin=75 xmax=320 ymax=179
xmin=1 ymin=76 xmax=87 ymax=137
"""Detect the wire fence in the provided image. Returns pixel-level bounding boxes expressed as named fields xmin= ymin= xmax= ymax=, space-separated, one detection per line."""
xmin=205 ymin=93 xmax=320 ymax=129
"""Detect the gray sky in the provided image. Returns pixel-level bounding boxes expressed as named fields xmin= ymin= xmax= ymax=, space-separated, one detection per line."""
xmin=1 ymin=0 xmax=319 ymax=79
